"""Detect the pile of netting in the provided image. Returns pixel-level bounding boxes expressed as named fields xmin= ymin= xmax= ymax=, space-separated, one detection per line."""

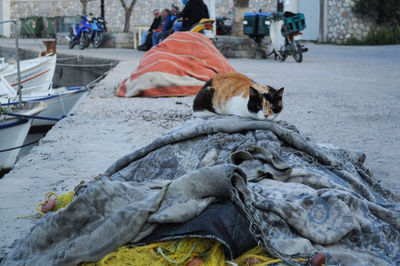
xmin=82 ymin=238 xmax=310 ymax=266
xmin=1 ymin=116 xmax=399 ymax=266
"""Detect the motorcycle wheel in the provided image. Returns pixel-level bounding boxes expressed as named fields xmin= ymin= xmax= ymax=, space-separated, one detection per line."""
xmin=79 ymin=32 xmax=89 ymax=50
xmin=93 ymin=31 xmax=103 ymax=48
xmin=85 ymin=32 xmax=92 ymax=48
xmin=279 ymin=51 xmax=288 ymax=62
xmin=293 ymin=43 xmax=303 ymax=63
xmin=68 ymin=40 xmax=75 ymax=49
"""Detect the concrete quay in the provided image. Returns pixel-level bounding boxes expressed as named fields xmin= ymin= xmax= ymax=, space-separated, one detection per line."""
xmin=0 ymin=39 xmax=399 ymax=250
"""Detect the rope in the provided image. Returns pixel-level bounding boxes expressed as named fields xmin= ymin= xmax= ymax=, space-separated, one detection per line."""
xmin=56 ymin=63 xmax=117 ymax=68
xmin=36 ymin=191 xmax=74 ymax=216
xmin=58 ymin=92 xmax=66 ymax=115
xmin=82 ymin=238 xmax=225 ymax=266
xmin=234 ymin=246 xmax=311 ymax=266
xmin=157 ymin=240 xmax=198 ymax=264
xmin=0 ymin=139 xmax=39 ymax=153
xmin=85 ymin=69 xmax=111 ymax=88
xmin=56 ymin=56 xmax=79 ymax=62
xmin=82 ymin=237 xmax=314 ymax=266
xmin=5 ymin=112 xmax=64 ymax=121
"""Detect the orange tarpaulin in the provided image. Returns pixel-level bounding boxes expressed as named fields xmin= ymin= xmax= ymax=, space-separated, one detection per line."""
xmin=117 ymin=32 xmax=235 ymax=97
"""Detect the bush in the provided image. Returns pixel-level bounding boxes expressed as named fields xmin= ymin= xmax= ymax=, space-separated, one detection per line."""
xmin=346 ymin=27 xmax=400 ymax=45
xmin=353 ymin=0 xmax=400 ymax=28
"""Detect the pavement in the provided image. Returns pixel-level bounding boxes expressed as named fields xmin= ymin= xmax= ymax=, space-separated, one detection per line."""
xmin=0 ymin=38 xmax=399 ymax=250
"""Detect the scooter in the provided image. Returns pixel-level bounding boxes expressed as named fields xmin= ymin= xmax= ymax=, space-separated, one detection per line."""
xmin=190 ymin=18 xmax=215 ymax=34
xmin=270 ymin=11 xmax=308 ymax=63
xmin=89 ymin=16 xmax=106 ymax=48
xmin=66 ymin=15 xmax=91 ymax=50
xmin=216 ymin=16 xmax=232 ymax=35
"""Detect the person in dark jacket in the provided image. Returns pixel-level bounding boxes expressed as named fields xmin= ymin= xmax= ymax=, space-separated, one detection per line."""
xmin=174 ymin=0 xmax=209 ymax=32
xmin=138 ymin=9 xmax=161 ymax=51
xmin=152 ymin=9 xmax=172 ymax=46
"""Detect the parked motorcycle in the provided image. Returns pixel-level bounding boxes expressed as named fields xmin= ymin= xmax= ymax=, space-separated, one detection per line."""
xmin=216 ymin=16 xmax=232 ymax=35
xmin=66 ymin=15 xmax=91 ymax=50
xmin=190 ymin=18 xmax=215 ymax=34
xmin=88 ymin=16 xmax=106 ymax=48
xmin=274 ymin=11 xmax=308 ymax=63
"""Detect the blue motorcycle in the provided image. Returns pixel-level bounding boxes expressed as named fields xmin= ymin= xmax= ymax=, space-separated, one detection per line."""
xmin=67 ymin=15 xmax=91 ymax=50
xmin=89 ymin=16 xmax=105 ymax=48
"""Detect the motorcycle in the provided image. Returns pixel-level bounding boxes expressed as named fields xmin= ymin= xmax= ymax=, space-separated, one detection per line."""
xmin=271 ymin=11 xmax=308 ymax=63
xmin=215 ymin=16 xmax=231 ymax=35
xmin=66 ymin=15 xmax=91 ymax=50
xmin=88 ymin=16 xmax=106 ymax=48
xmin=190 ymin=18 xmax=215 ymax=34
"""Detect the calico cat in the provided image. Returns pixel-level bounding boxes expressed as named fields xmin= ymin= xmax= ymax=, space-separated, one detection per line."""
xmin=193 ymin=72 xmax=284 ymax=120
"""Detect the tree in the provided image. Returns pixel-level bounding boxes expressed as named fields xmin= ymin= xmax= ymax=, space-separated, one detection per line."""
xmin=231 ymin=0 xmax=249 ymax=36
xmin=80 ymin=0 xmax=93 ymax=15
xmin=119 ymin=0 xmax=137 ymax=32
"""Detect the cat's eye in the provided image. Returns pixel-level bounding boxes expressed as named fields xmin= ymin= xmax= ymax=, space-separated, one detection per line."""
xmin=263 ymin=94 xmax=272 ymax=101
xmin=257 ymin=104 xmax=262 ymax=110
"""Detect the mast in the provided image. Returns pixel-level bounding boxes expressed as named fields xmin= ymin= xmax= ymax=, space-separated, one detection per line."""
xmin=0 ymin=19 xmax=22 ymax=109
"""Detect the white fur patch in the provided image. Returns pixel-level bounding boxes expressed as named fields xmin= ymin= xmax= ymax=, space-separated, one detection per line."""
xmin=215 ymin=94 xmax=264 ymax=119
xmin=267 ymin=113 xmax=280 ymax=121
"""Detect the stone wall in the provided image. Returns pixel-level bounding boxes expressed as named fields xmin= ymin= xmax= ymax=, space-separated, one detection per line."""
xmin=212 ymin=35 xmax=270 ymax=58
xmin=11 ymin=0 xmax=77 ymax=18
xmin=10 ymin=0 xmax=276 ymax=33
xmin=215 ymin=0 xmax=275 ymax=18
xmin=9 ymin=0 xmax=376 ymax=43
xmin=101 ymin=32 xmax=134 ymax=49
xmin=326 ymin=0 xmax=375 ymax=43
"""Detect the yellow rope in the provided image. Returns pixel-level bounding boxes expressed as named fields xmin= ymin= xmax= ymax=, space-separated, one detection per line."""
xmin=81 ymin=238 xmax=315 ymax=266
xmin=35 ymin=202 xmax=47 ymax=216
xmin=81 ymin=238 xmax=225 ymax=266
xmin=33 ymin=193 xmax=320 ymax=266
xmin=36 ymin=191 xmax=74 ymax=216
xmin=54 ymin=191 xmax=74 ymax=211
xmin=234 ymin=246 xmax=312 ymax=265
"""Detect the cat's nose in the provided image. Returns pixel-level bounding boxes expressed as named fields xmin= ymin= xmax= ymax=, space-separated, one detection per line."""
xmin=264 ymin=110 xmax=273 ymax=117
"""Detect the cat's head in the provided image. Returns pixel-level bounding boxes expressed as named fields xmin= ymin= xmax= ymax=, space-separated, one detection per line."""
xmin=248 ymin=86 xmax=284 ymax=120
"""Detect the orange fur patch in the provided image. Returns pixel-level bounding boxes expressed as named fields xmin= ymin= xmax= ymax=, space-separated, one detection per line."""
xmin=211 ymin=72 xmax=256 ymax=107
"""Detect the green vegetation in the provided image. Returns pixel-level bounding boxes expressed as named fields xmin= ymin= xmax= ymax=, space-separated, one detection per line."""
xmin=346 ymin=28 xmax=400 ymax=45
xmin=350 ymin=0 xmax=400 ymax=45
xmin=353 ymin=0 xmax=400 ymax=28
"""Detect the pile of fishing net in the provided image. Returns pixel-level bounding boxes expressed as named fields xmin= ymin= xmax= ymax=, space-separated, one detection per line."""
xmin=82 ymin=238 xmax=312 ymax=266
xmin=1 ymin=116 xmax=399 ymax=266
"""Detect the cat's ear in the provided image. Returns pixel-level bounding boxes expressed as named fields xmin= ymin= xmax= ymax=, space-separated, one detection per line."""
xmin=276 ymin=87 xmax=284 ymax=97
xmin=249 ymin=86 xmax=259 ymax=97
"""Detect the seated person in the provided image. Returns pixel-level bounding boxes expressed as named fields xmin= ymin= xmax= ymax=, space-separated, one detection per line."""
xmin=138 ymin=9 xmax=161 ymax=51
xmin=170 ymin=5 xmax=180 ymax=24
xmin=174 ymin=0 xmax=209 ymax=32
xmin=159 ymin=6 xmax=180 ymax=42
xmin=152 ymin=9 xmax=172 ymax=46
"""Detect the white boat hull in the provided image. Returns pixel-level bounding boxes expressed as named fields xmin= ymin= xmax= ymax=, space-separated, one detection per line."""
xmin=0 ymin=102 xmax=47 ymax=170
xmin=28 ymin=88 xmax=88 ymax=126
xmin=1 ymin=87 xmax=88 ymax=126
xmin=1 ymin=54 xmax=56 ymax=89
xmin=0 ymin=117 xmax=33 ymax=170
